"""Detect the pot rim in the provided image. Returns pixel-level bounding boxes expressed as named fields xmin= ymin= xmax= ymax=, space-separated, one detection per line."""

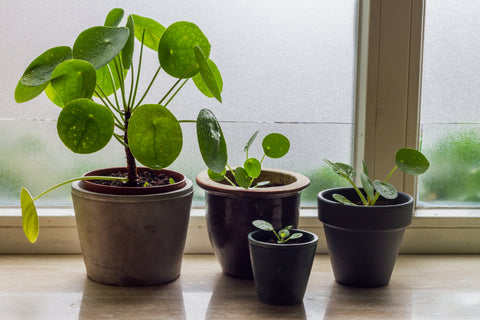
xmin=318 ymin=187 xmax=414 ymax=209
xmin=248 ymin=229 xmax=318 ymax=249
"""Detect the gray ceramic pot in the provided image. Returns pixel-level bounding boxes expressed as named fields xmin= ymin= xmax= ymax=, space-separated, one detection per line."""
xmin=71 ymin=167 xmax=193 ymax=286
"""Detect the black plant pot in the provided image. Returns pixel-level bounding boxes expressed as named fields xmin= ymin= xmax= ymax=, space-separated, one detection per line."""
xmin=248 ymin=229 xmax=318 ymax=305
xmin=317 ymin=187 xmax=413 ymax=287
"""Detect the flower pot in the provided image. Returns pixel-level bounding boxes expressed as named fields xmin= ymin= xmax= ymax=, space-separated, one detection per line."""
xmin=196 ymin=168 xmax=310 ymax=279
xmin=71 ymin=167 xmax=193 ymax=286
xmin=317 ymin=187 xmax=413 ymax=287
xmin=248 ymin=229 xmax=318 ymax=305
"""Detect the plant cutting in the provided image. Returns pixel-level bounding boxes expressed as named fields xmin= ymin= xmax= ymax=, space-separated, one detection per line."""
xmin=15 ymin=8 xmax=225 ymax=286
xmin=318 ymin=147 xmax=430 ymax=287
xmin=248 ymin=219 xmax=318 ymax=305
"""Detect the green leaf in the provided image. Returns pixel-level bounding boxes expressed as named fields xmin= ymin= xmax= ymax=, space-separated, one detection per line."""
xmin=57 ymin=99 xmax=114 ymax=154
xmin=234 ymin=167 xmax=252 ymax=189
xmin=244 ymin=158 xmax=261 ymax=179
xmin=193 ymin=58 xmax=223 ymax=100
xmin=360 ymin=172 xmax=375 ymax=201
xmin=262 ymin=133 xmax=290 ymax=159
xmin=158 ymin=21 xmax=211 ymax=78
xmin=325 ymin=160 xmax=356 ymax=180
xmin=128 ymin=104 xmax=183 ymax=169
xmin=45 ymin=83 xmax=63 ymax=107
xmin=122 ymin=15 xmax=135 ymax=69
xmin=104 ymin=8 xmax=124 ymax=27
xmin=73 ymin=26 xmax=130 ymax=70
xmin=50 ymin=59 xmax=97 ymax=105
xmin=290 ymin=233 xmax=303 ymax=240
xmin=132 ymin=14 xmax=165 ymax=51
xmin=14 ymin=81 xmax=49 ymax=103
xmin=333 ymin=193 xmax=357 ymax=206
xmin=94 ymin=58 xmax=127 ymax=97
xmin=373 ymin=180 xmax=398 ymax=200
xmin=254 ymin=181 xmax=270 ymax=187
xmin=194 ymin=46 xmax=222 ymax=102
xmin=252 ymin=220 xmax=274 ymax=231
xmin=279 ymin=228 xmax=290 ymax=240
xmin=244 ymin=130 xmax=259 ymax=153
xmin=362 ymin=159 xmax=369 ymax=177
xmin=197 ymin=108 xmax=227 ymax=173
xmin=20 ymin=188 xmax=39 ymax=243
xmin=208 ymin=168 xmax=226 ymax=181
xmin=395 ymin=148 xmax=430 ymax=176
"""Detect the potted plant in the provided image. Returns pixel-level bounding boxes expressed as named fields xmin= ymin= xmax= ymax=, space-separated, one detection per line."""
xmin=248 ymin=220 xmax=318 ymax=305
xmin=196 ymin=130 xmax=310 ymax=279
xmin=15 ymin=8 xmax=225 ymax=286
xmin=317 ymin=148 xmax=430 ymax=287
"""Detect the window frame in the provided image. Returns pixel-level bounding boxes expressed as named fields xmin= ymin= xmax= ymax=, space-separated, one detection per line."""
xmin=1 ymin=0 xmax=479 ymax=254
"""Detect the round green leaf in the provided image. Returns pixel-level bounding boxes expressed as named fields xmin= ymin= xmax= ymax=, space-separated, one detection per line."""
xmin=193 ymin=58 xmax=223 ymax=100
xmin=373 ymin=180 xmax=398 ymax=200
xmin=395 ymin=148 xmax=430 ymax=176
xmin=73 ymin=26 xmax=130 ymax=70
xmin=290 ymin=233 xmax=303 ymax=240
xmin=132 ymin=14 xmax=165 ymax=51
xmin=158 ymin=21 xmax=211 ymax=78
xmin=21 ymin=188 xmax=39 ymax=244
xmin=104 ymin=8 xmax=124 ymax=27
xmin=57 ymin=99 xmax=114 ymax=154
xmin=197 ymin=108 xmax=227 ymax=173
xmin=244 ymin=158 xmax=261 ymax=179
xmin=193 ymin=47 xmax=222 ymax=102
xmin=208 ymin=168 xmax=226 ymax=181
xmin=128 ymin=104 xmax=183 ymax=169
xmin=262 ymin=133 xmax=290 ymax=159
xmin=50 ymin=59 xmax=97 ymax=105
xmin=252 ymin=220 xmax=274 ymax=231
xmin=234 ymin=167 xmax=252 ymax=189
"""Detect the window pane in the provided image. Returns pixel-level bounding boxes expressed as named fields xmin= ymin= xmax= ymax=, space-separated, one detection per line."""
xmin=419 ymin=1 xmax=480 ymax=206
xmin=1 ymin=1 xmax=357 ymax=206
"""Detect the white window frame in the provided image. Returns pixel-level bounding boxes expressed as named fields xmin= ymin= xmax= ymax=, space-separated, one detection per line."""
xmin=1 ymin=0 xmax=479 ymax=254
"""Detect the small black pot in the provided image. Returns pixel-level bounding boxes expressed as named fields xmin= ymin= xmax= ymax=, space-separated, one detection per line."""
xmin=248 ymin=229 xmax=318 ymax=305
xmin=317 ymin=187 xmax=413 ymax=288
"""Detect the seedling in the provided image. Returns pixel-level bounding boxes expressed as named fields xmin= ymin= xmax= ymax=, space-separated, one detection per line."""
xmin=252 ymin=220 xmax=303 ymax=244
xmin=203 ymin=130 xmax=290 ymax=189
xmin=324 ymin=148 xmax=429 ymax=206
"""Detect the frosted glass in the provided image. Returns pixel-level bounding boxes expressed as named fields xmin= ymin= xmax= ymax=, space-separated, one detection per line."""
xmin=1 ymin=1 xmax=357 ymax=206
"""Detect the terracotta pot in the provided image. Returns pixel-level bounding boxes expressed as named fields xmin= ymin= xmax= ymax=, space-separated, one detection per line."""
xmin=196 ymin=168 xmax=310 ymax=279
xmin=72 ymin=167 xmax=193 ymax=286
xmin=318 ymin=187 xmax=413 ymax=287
xmin=248 ymin=229 xmax=318 ymax=305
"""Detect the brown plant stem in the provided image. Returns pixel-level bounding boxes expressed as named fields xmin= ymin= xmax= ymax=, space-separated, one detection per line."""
xmin=124 ymin=110 xmax=138 ymax=187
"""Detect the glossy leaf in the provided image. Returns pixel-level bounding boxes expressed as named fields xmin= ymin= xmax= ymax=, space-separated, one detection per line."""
xmin=244 ymin=130 xmax=259 ymax=153
xmin=262 ymin=133 xmax=290 ymax=159
xmin=73 ymin=26 xmax=130 ymax=70
xmin=197 ymin=108 xmax=227 ymax=173
xmin=360 ymin=172 xmax=375 ymax=201
xmin=20 ymin=188 xmax=39 ymax=243
xmin=14 ymin=81 xmax=49 ymax=103
xmin=57 ymin=99 xmax=114 ymax=154
xmin=122 ymin=15 xmax=135 ymax=69
xmin=244 ymin=158 xmax=261 ymax=179
xmin=333 ymin=193 xmax=357 ymax=206
xmin=234 ymin=167 xmax=252 ymax=189
xmin=395 ymin=148 xmax=430 ymax=176
xmin=193 ymin=58 xmax=223 ymax=99
xmin=128 ymin=104 xmax=183 ymax=169
xmin=158 ymin=21 xmax=210 ymax=78
xmin=50 ymin=59 xmax=97 ymax=105
xmin=208 ymin=168 xmax=226 ymax=181
xmin=132 ymin=14 xmax=165 ymax=51
xmin=252 ymin=220 xmax=274 ymax=231
xmin=194 ymin=46 xmax=222 ymax=102
xmin=290 ymin=233 xmax=303 ymax=240
xmin=325 ymin=161 xmax=356 ymax=180
xmin=104 ymin=8 xmax=124 ymax=27
xmin=373 ymin=180 xmax=398 ymax=200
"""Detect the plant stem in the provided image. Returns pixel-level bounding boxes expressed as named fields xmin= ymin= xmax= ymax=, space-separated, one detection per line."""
xmin=164 ymin=79 xmax=189 ymax=108
xmin=135 ymin=66 xmax=161 ymax=108
xmin=123 ymin=109 xmax=138 ymax=187
xmin=370 ymin=165 xmax=399 ymax=206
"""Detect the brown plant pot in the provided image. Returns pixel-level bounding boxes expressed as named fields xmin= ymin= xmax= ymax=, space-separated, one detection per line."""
xmin=196 ymin=168 xmax=310 ymax=279
xmin=72 ymin=167 xmax=193 ymax=286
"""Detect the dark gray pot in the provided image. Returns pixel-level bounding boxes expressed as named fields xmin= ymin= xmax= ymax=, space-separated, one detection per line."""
xmin=72 ymin=168 xmax=193 ymax=286
xmin=248 ymin=229 xmax=318 ymax=305
xmin=317 ymin=187 xmax=413 ymax=287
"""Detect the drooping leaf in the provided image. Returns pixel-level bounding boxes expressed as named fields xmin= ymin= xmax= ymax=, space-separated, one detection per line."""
xmin=104 ymin=8 xmax=124 ymax=27
xmin=132 ymin=14 xmax=165 ymax=51
xmin=395 ymin=148 xmax=430 ymax=176
xmin=20 ymin=188 xmax=39 ymax=244
xmin=244 ymin=130 xmax=259 ymax=153
xmin=234 ymin=167 xmax=252 ymax=189
xmin=158 ymin=21 xmax=210 ymax=78
xmin=208 ymin=168 xmax=226 ymax=181
xmin=194 ymin=46 xmax=222 ymax=102
xmin=262 ymin=133 xmax=290 ymax=159
xmin=252 ymin=220 xmax=274 ymax=231
xmin=360 ymin=172 xmax=375 ymax=201
xmin=193 ymin=58 xmax=223 ymax=100
xmin=122 ymin=15 xmax=135 ymax=69
xmin=197 ymin=108 xmax=227 ymax=173
xmin=373 ymin=180 xmax=398 ymax=200
xmin=128 ymin=104 xmax=183 ymax=169
xmin=244 ymin=158 xmax=261 ymax=179
xmin=73 ymin=26 xmax=130 ymax=70
xmin=50 ymin=59 xmax=97 ymax=105
xmin=57 ymin=99 xmax=114 ymax=154
xmin=333 ymin=193 xmax=357 ymax=206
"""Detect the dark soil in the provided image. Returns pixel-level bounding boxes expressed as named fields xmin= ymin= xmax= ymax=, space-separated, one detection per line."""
xmin=263 ymin=235 xmax=305 ymax=244
xmin=91 ymin=170 xmax=174 ymax=187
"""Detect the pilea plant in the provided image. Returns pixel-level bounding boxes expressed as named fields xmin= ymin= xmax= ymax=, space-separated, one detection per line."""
xmin=324 ymin=148 xmax=430 ymax=206
xmin=15 ymin=8 xmax=227 ymax=243
xmin=252 ymin=220 xmax=303 ymax=244
xmin=200 ymin=129 xmax=290 ymax=189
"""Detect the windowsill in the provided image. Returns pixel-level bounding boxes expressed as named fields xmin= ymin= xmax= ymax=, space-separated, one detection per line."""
xmin=0 ymin=254 xmax=478 ymax=319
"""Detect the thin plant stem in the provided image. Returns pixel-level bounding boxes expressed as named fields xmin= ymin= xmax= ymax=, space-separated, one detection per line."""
xmin=158 ymin=78 xmax=183 ymax=105
xmin=131 ymin=30 xmax=146 ymax=108
xmin=135 ymin=66 xmax=161 ymax=108
xmin=164 ymin=78 xmax=189 ymax=108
